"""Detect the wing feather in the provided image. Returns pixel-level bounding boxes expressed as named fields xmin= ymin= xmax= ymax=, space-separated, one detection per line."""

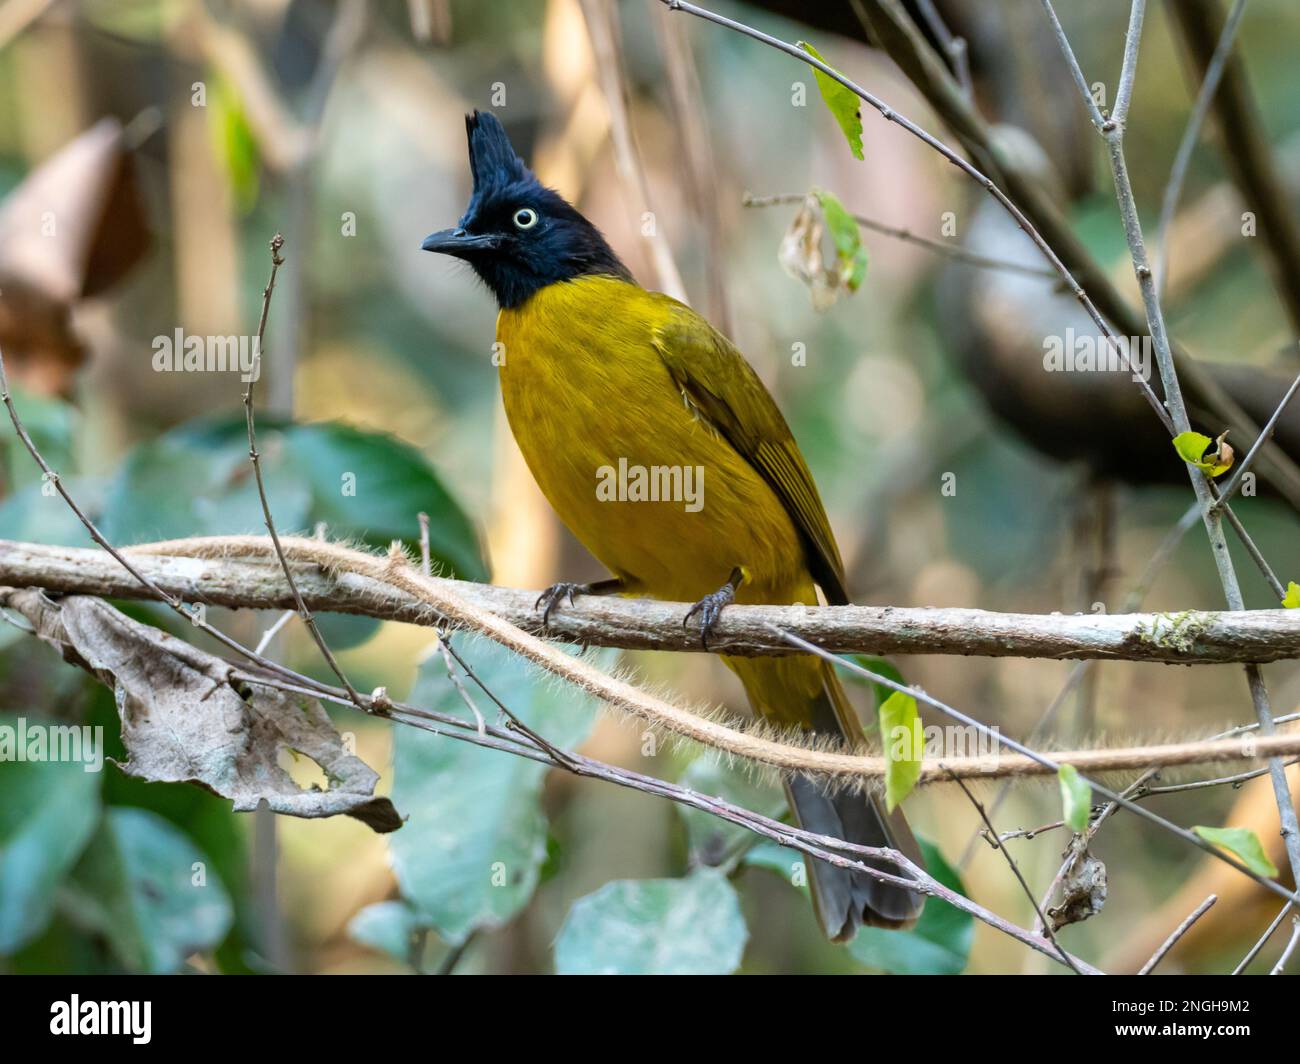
xmin=651 ymin=302 xmax=849 ymax=604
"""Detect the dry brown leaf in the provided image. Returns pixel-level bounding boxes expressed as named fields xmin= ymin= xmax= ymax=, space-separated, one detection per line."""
xmin=2 ymin=588 xmax=401 ymax=833
xmin=1047 ymin=836 xmax=1108 ymax=931
xmin=778 ymin=198 xmax=841 ymax=311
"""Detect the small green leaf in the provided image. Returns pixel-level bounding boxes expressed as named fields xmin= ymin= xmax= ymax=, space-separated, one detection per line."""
xmin=1192 ymin=825 xmax=1278 ymax=878
xmin=1172 ymin=430 xmax=1233 ymax=476
xmin=1282 ymin=581 xmax=1300 ymax=608
xmin=813 ymin=189 xmax=868 ymax=292
xmin=878 ymin=689 xmax=922 ymax=812
xmin=1057 ymin=764 xmax=1091 ymax=832
xmin=798 ymin=42 xmax=864 ymax=160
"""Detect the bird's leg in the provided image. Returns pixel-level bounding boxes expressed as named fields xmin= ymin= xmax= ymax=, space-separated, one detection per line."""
xmin=683 ymin=566 xmax=748 ymax=650
xmin=535 ymin=577 xmax=625 ymax=626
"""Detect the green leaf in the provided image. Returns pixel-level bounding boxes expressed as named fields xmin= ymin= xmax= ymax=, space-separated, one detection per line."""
xmin=208 ymin=73 xmax=259 ymax=213
xmin=101 ymin=414 xmax=487 ymax=580
xmin=0 ymin=727 xmax=102 ymax=952
xmin=1192 ymin=825 xmax=1279 ymax=878
xmin=846 ymin=656 xmax=906 ymax=718
xmin=286 ymin=420 xmax=487 ymax=580
xmin=813 ymin=189 xmax=868 ymax=292
xmin=1172 ymin=430 xmax=1233 ymax=476
xmin=798 ymin=42 xmax=864 ymax=160
xmin=554 ymin=869 xmax=747 ymax=975
xmin=101 ymin=423 xmax=313 ymax=543
xmin=1282 ymin=581 xmax=1300 ymax=608
xmin=388 ymin=637 xmax=606 ymax=944
xmin=348 ymin=900 xmax=430 ymax=965
xmin=878 ymin=689 xmax=922 ymax=812
xmin=1058 ymin=764 xmax=1091 ymax=832
xmin=849 ymin=837 xmax=973 ymax=974
xmin=677 ymin=755 xmax=786 ymax=865
xmin=64 ymin=807 xmax=233 ymax=972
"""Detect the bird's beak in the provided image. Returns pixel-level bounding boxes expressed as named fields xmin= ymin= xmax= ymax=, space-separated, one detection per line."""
xmin=421 ymin=227 xmax=501 ymax=257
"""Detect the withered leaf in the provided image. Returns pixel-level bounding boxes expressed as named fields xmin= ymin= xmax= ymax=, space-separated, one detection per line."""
xmin=3 ymin=589 xmax=401 ymax=833
xmin=1046 ymin=836 xmax=1107 ymax=931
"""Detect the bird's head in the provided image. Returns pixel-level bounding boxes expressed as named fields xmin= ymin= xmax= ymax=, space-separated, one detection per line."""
xmin=422 ymin=110 xmax=631 ymax=309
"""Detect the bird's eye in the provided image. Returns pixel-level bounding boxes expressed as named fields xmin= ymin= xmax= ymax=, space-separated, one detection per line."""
xmin=512 ymin=207 xmax=539 ymax=230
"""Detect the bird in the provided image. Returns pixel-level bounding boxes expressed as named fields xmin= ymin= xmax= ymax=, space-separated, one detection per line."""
xmin=422 ymin=110 xmax=924 ymax=940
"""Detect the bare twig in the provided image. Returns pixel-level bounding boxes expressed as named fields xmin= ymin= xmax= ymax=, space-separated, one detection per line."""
xmin=1270 ymin=917 xmax=1300 ymax=975
xmin=910 ymin=0 xmax=971 ymax=99
xmin=1138 ymin=894 xmax=1218 ymax=974
xmin=242 ymin=235 xmax=364 ymax=709
xmin=253 ymin=609 xmax=296 ymax=656
xmin=954 ymin=773 xmax=1083 ymax=974
xmin=742 ymin=192 xmax=1058 ymax=278
xmin=1233 ymin=901 xmax=1292 ymax=973
xmin=1210 ymin=368 xmax=1300 ymax=515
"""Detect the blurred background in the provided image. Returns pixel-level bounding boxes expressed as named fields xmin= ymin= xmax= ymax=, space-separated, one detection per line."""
xmin=1 ymin=0 xmax=1299 ymax=975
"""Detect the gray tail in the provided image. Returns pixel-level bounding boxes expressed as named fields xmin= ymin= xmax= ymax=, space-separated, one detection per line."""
xmin=727 ymin=654 xmax=926 ymax=940
xmin=789 ymin=662 xmax=926 ymax=940
xmin=784 ymin=776 xmax=925 ymax=939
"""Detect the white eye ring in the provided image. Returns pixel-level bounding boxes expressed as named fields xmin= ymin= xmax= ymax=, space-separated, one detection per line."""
xmin=512 ymin=207 xmax=538 ymax=230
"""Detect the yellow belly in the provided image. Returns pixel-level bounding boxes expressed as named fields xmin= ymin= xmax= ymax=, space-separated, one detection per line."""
xmin=496 ymin=276 xmax=814 ymax=607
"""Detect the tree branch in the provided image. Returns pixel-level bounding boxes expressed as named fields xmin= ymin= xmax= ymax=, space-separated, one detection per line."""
xmin=3 ymin=537 xmax=1300 ymax=664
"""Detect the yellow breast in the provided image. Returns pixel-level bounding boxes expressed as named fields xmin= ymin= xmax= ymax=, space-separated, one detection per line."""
xmin=495 ymin=276 xmax=814 ymax=606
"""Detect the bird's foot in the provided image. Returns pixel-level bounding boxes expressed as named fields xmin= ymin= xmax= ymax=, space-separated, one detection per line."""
xmin=683 ymin=567 xmax=746 ymax=650
xmin=535 ymin=581 xmax=588 ymax=626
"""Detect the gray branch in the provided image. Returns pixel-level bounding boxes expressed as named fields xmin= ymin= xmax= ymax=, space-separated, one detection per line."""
xmin=3 ymin=538 xmax=1300 ymax=664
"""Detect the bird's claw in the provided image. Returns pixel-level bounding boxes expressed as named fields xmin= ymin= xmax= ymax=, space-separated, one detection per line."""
xmin=535 ymin=581 xmax=585 ymax=626
xmin=683 ymin=585 xmax=736 ymax=650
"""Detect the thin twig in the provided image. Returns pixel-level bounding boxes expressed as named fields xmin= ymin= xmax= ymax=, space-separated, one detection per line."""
xmin=1210 ymin=368 xmax=1300 ymax=516
xmin=1138 ymin=894 xmax=1217 ymax=974
xmin=242 ymin=235 xmax=365 ymax=709
xmin=1133 ymin=758 xmax=1298 ymax=797
xmin=953 ymin=773 xmax=1083 ymax=974
xmin=254 ymin=609 xmax=295 ymax=656
xmin=910 ymin=0 xmax=971 ymax=99
xmin=1270 ymin=917 xmax=1300 ymax=975
xmin=742 ymin=192 xmax=1058 ymax=278
xmin=1232 ymin=901 xmax=1292 ymax=973
xmin=772 ymin=626 xmax=1300 ymax=908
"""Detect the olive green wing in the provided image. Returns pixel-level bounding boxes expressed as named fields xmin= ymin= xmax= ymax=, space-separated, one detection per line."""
xmin=651 ymin=300 xmax=849 ymax=604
